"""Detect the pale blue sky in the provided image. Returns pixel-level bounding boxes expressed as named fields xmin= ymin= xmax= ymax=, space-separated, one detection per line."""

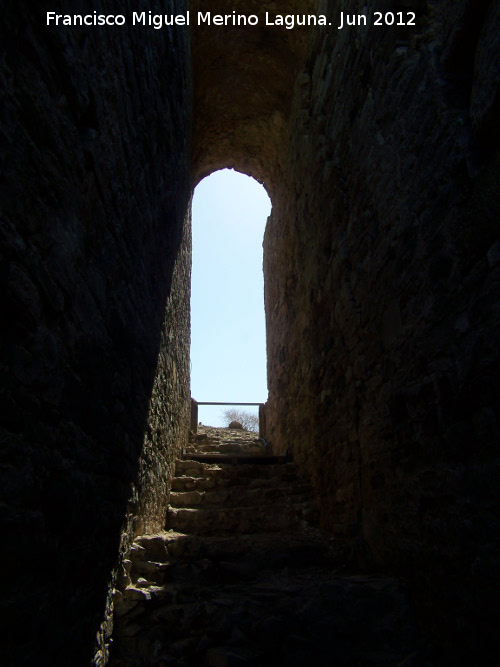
xmin=190 ymin=169 xmax=272 ymax=426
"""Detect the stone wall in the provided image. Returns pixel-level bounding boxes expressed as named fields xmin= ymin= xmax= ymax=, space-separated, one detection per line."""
xmin=0 ymin=1 xmax=191 ymax=664
xmin=264 ymin=0 xmax=499 ymax=660
xmin=191 ymin=0 xmax=316 ymax=190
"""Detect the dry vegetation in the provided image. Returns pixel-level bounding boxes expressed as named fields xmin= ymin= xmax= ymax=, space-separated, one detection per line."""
xmin=222 ymin=408 xmax=259 ymax=432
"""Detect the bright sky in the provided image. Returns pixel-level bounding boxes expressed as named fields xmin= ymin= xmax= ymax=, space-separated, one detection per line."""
xmin=190 ymin=169 xmax=272 ymax=427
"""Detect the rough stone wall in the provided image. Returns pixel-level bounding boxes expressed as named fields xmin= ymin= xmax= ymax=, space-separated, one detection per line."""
xmin=264 ymin=0 xmax=499 ymax=659
xmin=191 ymin=0 xmax=316 ymax=190
xmin=0 ymin=1 xmax=191 ymax=664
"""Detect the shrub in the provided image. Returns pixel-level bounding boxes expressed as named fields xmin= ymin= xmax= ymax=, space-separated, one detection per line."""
xmin=223 ymin=408 xmax=259 ymax=432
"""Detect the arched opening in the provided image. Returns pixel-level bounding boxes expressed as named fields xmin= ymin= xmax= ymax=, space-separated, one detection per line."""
xmin=190 ymin=169 xmax=272 ymax=427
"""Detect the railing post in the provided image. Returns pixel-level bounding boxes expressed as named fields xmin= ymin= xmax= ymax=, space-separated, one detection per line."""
xmin=190 ymin=398 xmax=198 ymax=434
xmin=259 ymin=403 xmax=266 ymax=440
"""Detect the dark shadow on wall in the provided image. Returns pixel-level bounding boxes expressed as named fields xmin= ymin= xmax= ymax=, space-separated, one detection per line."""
xmin=261 ymin=0 xmax=500 ymax=662
xmin=0 ymin=2 xmax=191 ymax=664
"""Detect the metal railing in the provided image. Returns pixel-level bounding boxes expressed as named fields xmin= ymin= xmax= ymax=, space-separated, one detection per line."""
xmin=190 ymin=398 xmax=267 ymax=439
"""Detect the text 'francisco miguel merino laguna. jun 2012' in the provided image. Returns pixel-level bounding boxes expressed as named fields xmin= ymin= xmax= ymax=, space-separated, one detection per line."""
xmin=46 ymin=10 xmax=417 ymax=30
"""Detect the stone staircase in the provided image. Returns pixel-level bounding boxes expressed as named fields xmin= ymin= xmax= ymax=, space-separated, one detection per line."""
xmin=109 ymin=427 xmax=427 ymax=666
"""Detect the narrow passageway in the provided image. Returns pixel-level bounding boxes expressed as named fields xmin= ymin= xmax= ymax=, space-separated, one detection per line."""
xmin=110 ymin=427 xmax=425 ymax=666
xmin=3 ymin=3 xmax=498 ymax=664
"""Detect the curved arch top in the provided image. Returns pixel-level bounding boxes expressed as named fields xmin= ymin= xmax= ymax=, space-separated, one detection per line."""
xmin=191 ymin=0 xmax=318 ymax=194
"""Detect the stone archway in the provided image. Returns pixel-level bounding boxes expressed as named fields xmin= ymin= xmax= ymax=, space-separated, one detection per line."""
xmin=191 ymin=0 xmax=317 ymax=192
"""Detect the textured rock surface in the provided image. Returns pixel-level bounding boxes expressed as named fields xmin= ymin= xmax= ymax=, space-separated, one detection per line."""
xmin=191 ymin=0 xmax=317 ymax=192
xmin=0 ymin=2 xmax=191 ymax=664
xmin=186 ymin=425 xmax=268 ymax=455
xmin=263 ymin=0 xmax=500 ymax=661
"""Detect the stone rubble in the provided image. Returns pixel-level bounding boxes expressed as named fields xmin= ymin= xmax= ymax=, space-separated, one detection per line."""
xmin=109 ymin=427 xmax=429 ymax=666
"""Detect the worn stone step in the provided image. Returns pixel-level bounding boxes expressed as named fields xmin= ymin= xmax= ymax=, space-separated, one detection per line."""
xmin=171 ymin=469 xmax=308 ymax=492
xmin=174 ymin=459 xmax=301 ymax=480
xmin=127 ymin=530 xmax=336 ymax=579
xmin=170 ymin=476 xmax=306 ymax=496
xmin=166 ymin=504 xmax=298 ymax=536
xmin=183 ymin=452 xmax=287 ymax=465
xmin=184 ymin=442 xmax=266 ymax=455
xmin=111 ymin=567 xmax=423 ymax=667
xmin=110 ymin=424 xmax=426 ymax=666
xmin=131 ymin=545 xmax=335 ymax=589
xmin=169 ymin=483 xmax=311 ymax=509
xmin=171 ymin=475 xmax=230 ymax=492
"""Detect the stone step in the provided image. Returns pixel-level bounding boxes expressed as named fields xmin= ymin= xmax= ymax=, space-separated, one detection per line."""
xmin=174 ymin=458 xmax=299 ymax=480
xmin=182 ymin=452 xmax=287 ymax=465
xmin=130 ymin=529 xmax=333 ymax=564
xmin=127 ymin=531 xmax=338 ymax=587
xmin=166 ymin=504 xmax=299 ymax=536
xmin=171 ymin=475 xmax=231 ymax=492
xmin=169 ymin=483 xmax=311 ymax=508
xmin=171 ymin=470 xmax=305 ymax=492
xmin=111 ymin=566 xmax=422 ymax=667
xmin=110 ymin=421 xmax=426 ymax=666
xmin=184 ymin=442 xmax=266 ymax=455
